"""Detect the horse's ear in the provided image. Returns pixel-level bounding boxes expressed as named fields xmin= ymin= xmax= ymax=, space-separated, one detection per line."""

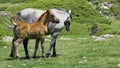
xmin=67 ymin=9 xmax=71 ymax=14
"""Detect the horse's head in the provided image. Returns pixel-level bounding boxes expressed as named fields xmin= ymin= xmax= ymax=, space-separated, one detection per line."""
xmin=46 ymin=9 xmax=59 ymax=24
xmin=64 ymin=10 xmax=72 ymax=32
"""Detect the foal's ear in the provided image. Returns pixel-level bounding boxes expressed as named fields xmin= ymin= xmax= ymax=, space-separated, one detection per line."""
xmin=46 ymin=9 xmax=51 ymax=13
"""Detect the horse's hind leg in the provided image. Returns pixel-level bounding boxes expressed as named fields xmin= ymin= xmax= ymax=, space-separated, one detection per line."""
xmin=23 ymin=39 xmax=30 ymax=59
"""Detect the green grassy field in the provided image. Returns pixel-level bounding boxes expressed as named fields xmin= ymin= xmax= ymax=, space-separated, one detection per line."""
xmin=0 ymin=35 xmax=120 ymax=68
xmin=0 ymin=0 xmax=120 ymax=68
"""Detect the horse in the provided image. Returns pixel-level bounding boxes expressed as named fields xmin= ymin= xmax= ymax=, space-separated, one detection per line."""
xmin=10 ymin=9 xmax=59 ymax=59
xmin=10 ymin=8 xmax=72 ymax=59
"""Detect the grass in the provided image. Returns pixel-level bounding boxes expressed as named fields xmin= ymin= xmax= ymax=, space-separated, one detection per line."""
xmin=0 ymin=35 xmax=120 ymax=68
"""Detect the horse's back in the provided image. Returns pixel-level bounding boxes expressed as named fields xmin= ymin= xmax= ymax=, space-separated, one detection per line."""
xmin=17 ymin=8 xmax=71 ymax=33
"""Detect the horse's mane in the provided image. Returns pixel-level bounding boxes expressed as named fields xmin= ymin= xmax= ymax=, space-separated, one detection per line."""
xmin=36 ymin=11 xmax=47 ymax=22
xmin=56 ymin=8 xmax=66 ymax=11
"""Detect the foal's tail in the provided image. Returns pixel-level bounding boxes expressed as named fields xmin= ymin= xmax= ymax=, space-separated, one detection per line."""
xmin=10 ymin=14 xmax=25 ymax=26
xmin=10 ymin=15 xmax=18 ymax=25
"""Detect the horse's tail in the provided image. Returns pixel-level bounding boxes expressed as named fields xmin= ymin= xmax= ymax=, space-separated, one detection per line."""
xmin=16 ymin=12 xmax=24 ymax=21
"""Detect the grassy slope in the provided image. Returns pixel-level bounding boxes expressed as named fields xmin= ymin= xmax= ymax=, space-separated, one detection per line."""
xmin=0 ymin=0 xmax=109 ymax=23
xmin=0 ymin=0 xmax=111 ymax=38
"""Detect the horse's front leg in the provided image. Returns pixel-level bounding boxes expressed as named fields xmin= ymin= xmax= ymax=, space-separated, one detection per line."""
xmin=23 ymin=39 xmax=30 ymax=59
xmin=33 ymin=39 xmax=40 ymax=58
xmin=41 ymin=36 xmax=45 ymax=58
xmin=46 ymin=32 xmax=59 ymax=58
xmin=52 ymin=41 xmax=57 ymax=57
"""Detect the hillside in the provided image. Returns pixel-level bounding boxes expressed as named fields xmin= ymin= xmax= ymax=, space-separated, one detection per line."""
xmin=0 ymin=0 xmax=111 ymax=24
xmin=0 ymin=0 xmax=120 ymax=38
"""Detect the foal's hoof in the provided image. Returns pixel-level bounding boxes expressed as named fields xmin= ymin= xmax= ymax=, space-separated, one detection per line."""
xmin=41 ymin=56 xmax=46 ymax=59
xmin=46 ymin=53 xmax=51 ymax=58
xmin=10 ymin=54 xmax=13 ymax=58
xmin=11 ymin=56 xmax=19 ymax=60
xmin=10 ymin=55 xmax=19 ymax=60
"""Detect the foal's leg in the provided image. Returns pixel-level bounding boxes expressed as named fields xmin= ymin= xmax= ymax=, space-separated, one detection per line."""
xmin=10 ymin=37 xmax=17 ymax=58
xmin=33 ymin=39 xmax=40 ymax=58
xmin=41 ymin=37 xmax=45 ymax=58
xmin=13 ymin=38 xmax=23 ymax=59
xmin=23 ymin=39 xmax=30 ymax=59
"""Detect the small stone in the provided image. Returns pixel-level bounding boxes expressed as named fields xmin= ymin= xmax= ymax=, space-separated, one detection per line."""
xmin=117 ymin=64 xmax=120 ymax=67
xmin=3 ymin=46 xmax=7 ymax=48
xmin=22 ymin=64 xmax=26 ymax=67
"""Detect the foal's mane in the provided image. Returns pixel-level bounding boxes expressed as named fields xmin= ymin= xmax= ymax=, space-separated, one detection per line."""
xmin=37 ymin=10 xmax=49 ymax=22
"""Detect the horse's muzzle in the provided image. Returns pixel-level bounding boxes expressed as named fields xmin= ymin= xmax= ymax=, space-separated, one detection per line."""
xmin=66 ymin=27 xmax=70 ymax=32
xmin=56 ymin=19 xmax=60 ymax=23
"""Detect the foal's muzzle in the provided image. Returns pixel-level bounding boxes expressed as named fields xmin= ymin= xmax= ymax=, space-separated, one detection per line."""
xmin=53 ymin=19 xmax=59 ymax=24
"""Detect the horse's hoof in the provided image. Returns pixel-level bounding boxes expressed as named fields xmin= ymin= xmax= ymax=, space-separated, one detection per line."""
xmin=25 ymin=56 xmax=31 ymax=59
xmin=10 ymin=54 xmax=13 ymax=58
xmin=32 ymin=56 xmax=36 ymax=59
xmin=52 ymin=53 xmax=58 ymax=57
xmin=46 ymin=53 xmax=51 ymax=58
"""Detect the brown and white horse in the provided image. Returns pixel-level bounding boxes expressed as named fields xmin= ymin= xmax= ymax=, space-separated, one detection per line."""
xmin=10 ymin=9 xmax=59 ymax=59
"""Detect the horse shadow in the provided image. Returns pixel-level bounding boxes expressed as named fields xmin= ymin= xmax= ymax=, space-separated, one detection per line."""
xmin=6 ymin=56 xmax=41 ymax=60
xmin=5 ymin=54 xmax=60 ymax=60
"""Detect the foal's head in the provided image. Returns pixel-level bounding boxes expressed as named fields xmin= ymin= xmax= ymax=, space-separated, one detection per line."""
xmin=45 ymin=9 xmax=59 ymax=24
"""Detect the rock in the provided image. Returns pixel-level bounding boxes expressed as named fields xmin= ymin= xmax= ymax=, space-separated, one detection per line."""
xmin=99 ymin=2 xmax=113 ymax=9
xmin=2 ymin=36 xmax=13 ymax=42
xmin=92 ymin=34 xmax=114 ymax=41
xmin=59 ymin=36 xmax=72 ymax=40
